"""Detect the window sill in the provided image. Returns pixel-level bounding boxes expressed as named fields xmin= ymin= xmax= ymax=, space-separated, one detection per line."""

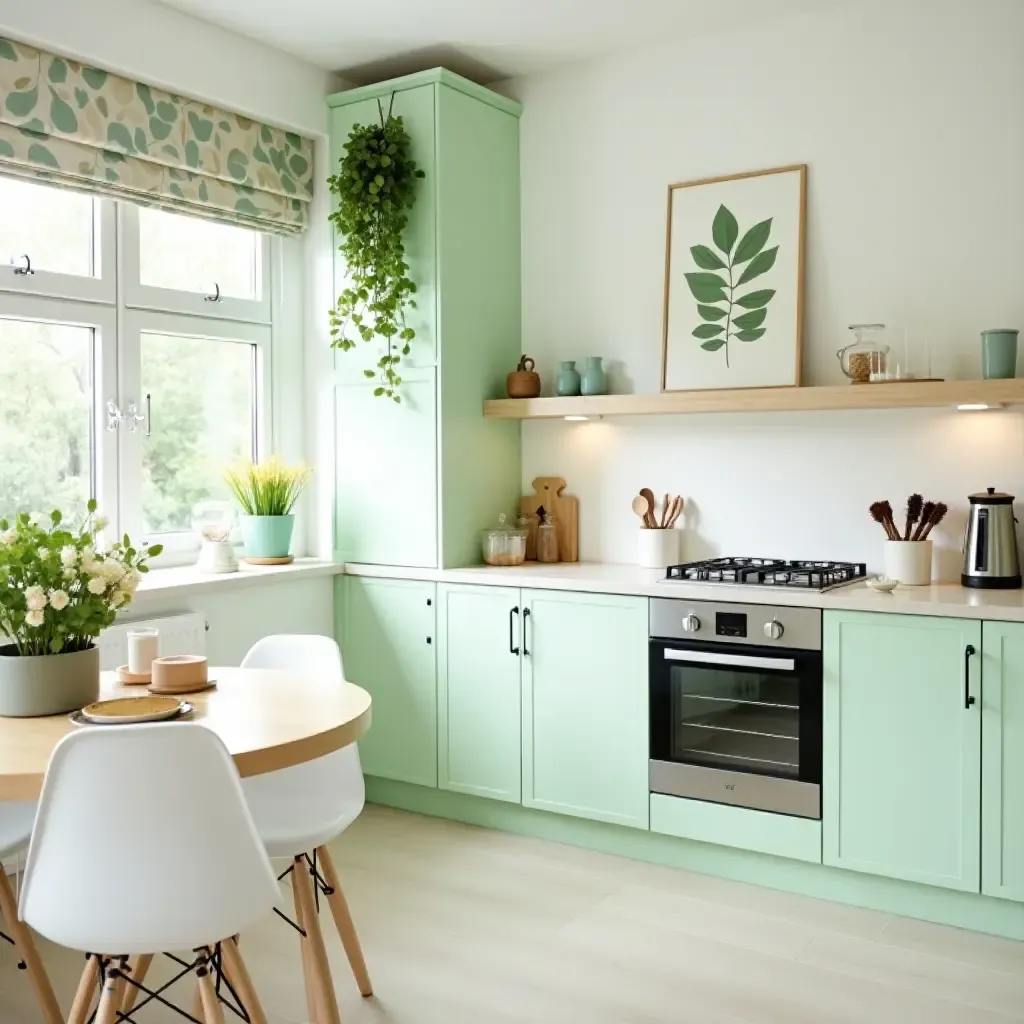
xmin=132 ymin=558 xmax=345 ymax=600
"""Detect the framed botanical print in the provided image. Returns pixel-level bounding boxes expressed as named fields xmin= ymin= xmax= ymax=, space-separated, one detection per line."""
xmin=661 ymin=164 xmax=806 ymax=392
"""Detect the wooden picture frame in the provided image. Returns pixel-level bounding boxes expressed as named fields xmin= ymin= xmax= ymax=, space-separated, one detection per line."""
xmin=661 ymin=164 xmax=807 ymax=393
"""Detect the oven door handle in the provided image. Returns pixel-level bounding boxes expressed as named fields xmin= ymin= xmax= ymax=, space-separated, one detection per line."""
xmin=663 ymin=648 xmax=796 ymax=672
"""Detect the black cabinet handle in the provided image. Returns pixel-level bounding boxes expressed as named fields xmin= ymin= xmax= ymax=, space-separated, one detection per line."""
xmin=964 ymin=644 xmax=976 ymax=708
xmin=509 ymin=606 xmax=520 ymax=655
xmin=523 ymin=607 xmax=531 ymax=656
xmin=426 ymin=636 xmax=432 ymax=645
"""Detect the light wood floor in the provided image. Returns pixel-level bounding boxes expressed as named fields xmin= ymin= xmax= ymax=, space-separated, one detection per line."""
xmin=2 ymin=803 xmax=1023 ymax=1023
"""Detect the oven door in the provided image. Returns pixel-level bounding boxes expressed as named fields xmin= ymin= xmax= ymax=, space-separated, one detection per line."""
xmin=649 ymin=638 xmax=822 ymax=818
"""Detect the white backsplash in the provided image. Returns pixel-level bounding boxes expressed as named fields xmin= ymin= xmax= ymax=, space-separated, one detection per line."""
xmin=522 ymin=408 xmax=1024 ymax=579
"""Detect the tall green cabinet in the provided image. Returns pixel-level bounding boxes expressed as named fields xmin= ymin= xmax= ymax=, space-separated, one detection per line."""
xmin=327 ymin=71 xmax=522 ymax=570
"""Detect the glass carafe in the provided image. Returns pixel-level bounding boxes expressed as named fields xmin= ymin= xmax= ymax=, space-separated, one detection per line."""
xmin=837 ymin=324 xmax=889 ymax=383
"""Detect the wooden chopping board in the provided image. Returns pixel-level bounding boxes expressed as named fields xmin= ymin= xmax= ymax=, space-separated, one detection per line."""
xmin=521 ymin=477 xmax=578 ymax=562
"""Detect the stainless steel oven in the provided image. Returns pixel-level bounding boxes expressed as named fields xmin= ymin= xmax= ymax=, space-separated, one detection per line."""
xmin=649 ymin=598 xmax=822 ymax=819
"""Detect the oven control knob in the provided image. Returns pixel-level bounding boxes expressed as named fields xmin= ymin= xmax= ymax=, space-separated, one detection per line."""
xmin=681 ymin=614 xmax=701 ymax=633
xmin=764 ymin=619 xmax=784 ymax=640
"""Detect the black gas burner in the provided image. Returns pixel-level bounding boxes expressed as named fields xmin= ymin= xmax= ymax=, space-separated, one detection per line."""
xmin=665 ymin=557 xmax=867 ymax=592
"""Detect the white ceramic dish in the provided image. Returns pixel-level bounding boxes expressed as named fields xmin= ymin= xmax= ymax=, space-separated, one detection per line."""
xmin=866 ymin=576 xmax=899 ymax=593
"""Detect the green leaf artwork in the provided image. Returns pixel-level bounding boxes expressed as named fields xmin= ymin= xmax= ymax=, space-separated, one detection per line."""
xmin=686 ymin=205 xmax=777 ymax=368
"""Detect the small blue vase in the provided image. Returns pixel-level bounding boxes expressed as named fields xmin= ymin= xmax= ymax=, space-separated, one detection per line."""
xmin=581 ymin=356 xmax=607 ymax=396
xmin=240 ymin=515 xmax=295 ymax=559
xmin=556 ymin=360 xmax=581 ymax=397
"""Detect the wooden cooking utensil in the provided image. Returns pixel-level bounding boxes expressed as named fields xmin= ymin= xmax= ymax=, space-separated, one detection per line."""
xmin=666 ymin=496 xmax=684 ymax=528
xmin=660 ymin=494 xmax=670 ymax=529
xmin=639 ymin=488 xmax=657 ymax=529
xmin=632 ymin=495 xmax=650 ymax=526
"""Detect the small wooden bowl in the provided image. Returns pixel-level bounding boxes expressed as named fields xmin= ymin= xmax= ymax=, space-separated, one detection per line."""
xmin=115 ymin=664 xmax=152 ymax=686
xmin=507 ymin=355 xmax=541 ymax=399
xmin=150 ymin=655 xmax=210 ymax=695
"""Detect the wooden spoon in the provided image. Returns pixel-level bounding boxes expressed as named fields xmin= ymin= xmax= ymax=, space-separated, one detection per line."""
xmin=631 ymin=495 xmax=651 ymax=527
xmin=639 ymin=488 xmax=657 ymax=529
xmin=666 ymin=496 xmax=685 ymax=528
xmin=660 ymin=493 xmax=670 ymax=529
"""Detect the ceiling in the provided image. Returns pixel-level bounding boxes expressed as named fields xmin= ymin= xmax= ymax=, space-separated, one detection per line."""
xmin=154 ymin=0 xmax=832 ymax=83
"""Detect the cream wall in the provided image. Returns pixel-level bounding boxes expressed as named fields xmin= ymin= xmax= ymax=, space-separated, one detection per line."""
xmin=502 ymin=0 xmax=1024 ymax=572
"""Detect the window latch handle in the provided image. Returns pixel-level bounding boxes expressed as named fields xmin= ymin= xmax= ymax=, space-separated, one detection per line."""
xmin=106 ymin=399 xmax=122 ymax=432
xmin=124 ymin=400 xmax=146 ymax=434
xmin=106 ymin=399 xmax=147 ymax=433
xmin=204 ymin=282 xmax=221 ymax=303
xmin=12 ymin=254 xmax=33 ymax=276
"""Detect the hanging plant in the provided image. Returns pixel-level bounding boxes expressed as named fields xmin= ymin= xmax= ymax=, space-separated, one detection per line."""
xmin=328 ymin=97 xmax=425 ymax=402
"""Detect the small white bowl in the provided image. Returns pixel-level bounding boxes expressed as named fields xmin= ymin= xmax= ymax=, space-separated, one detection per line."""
xmin=866 ymin=576 xmax=899 ymax=593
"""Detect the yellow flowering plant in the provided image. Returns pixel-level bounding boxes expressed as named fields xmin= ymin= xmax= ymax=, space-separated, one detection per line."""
xmin=224 ymin=458 xmax=311 ymax=517
xmin=0 ymin=501 xmax=162 ymax=657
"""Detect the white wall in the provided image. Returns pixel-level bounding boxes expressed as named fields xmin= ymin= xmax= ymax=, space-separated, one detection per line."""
xmin=504 ymin=0 xmax=1024 ymax=573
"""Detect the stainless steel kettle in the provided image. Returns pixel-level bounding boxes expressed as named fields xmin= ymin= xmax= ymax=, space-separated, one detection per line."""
xmin=962 ymin=488 xmax=1021 ymax=589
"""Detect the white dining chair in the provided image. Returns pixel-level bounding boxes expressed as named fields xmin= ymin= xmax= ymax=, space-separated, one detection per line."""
xmin=0 ymin=803 xmax=62 ymax=1023
xmin=240 ymin=634 xmax=372 ymax=1024
xmin=19 ymin=723 xmax=280 ymax=1024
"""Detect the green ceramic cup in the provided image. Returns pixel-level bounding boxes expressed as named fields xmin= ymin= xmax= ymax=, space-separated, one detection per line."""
xmin=240 ymin=514 xmax=295 ymax=558
xmin=981 ymin=329 xmax=1019 ymax=379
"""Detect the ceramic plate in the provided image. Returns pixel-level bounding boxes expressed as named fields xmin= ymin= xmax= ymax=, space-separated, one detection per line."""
xmin=80 ymin=695 xmax=184 ymax=724
xmin=70 ymin=702 xmax=194 ymax=727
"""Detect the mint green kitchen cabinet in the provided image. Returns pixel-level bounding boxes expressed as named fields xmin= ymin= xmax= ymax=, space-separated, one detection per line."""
xmin=521 ymin=590 xmax=649 ymax=829
xmin=437 ymin=584 xmax=522 ymax=802
xmin=982 ymin=621 xmax=1024 ymax=902
xmin=338 ymin=576 xmax=438 ymax=787
xmin=823 ymin=611 xmax=981 ymax=892
xmin=327 ymin=71 xmax=522 ymax=569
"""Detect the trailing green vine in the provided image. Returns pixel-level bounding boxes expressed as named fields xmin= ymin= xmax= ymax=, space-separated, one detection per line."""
xmin=328 ymin=96 xmax=425 ymax=401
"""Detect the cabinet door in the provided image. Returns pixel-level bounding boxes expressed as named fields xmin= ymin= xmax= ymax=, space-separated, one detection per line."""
xmin=982 ymin=621 xmax=1024 ymax=902
xmin=329 ymin=85 xmax=437 ymax=375
xmin=823 ymin=611 xmax=981 ymax=891
xmin=339 ymin=576 xmax=437 ymax=787
xmin=334 ymin=371 xmax=437 ymax=567
xmin=437 ymin=584 xmax=522 ymax=802
xmin=522 ymin=590 xmax=649 ymax=828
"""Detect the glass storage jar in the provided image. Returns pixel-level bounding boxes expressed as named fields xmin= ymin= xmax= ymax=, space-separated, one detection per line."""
xmin=481 ymin=513 xmax=528 ymax=566
xmin=537 ymin=510 xmax=559 ymax=563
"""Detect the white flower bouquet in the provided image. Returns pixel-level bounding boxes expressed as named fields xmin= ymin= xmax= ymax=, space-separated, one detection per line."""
xmin=0 ymin=501 xmax=163 ymax=657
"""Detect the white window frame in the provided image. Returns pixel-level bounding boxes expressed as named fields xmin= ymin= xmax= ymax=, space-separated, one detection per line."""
xmin=0 ymin=290 xmax=118 ymax=525
xmin=1 ymin=197 xmax=116 ymax=305
xmin=119 ymin=204 xmax=272 ymax=325
xmin=119 ymin=308 xmax=271 ymax=558
xmin=0 ymin=182 xmax=281 ymax=565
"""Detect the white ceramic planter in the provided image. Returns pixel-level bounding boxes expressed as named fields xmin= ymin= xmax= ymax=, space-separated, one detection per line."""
xmin=884 ymin=540 xmax=933 ymax=586
xmin=0 ymin=644 xmax=100 ymax=717
xmin=638 ymin=528 xmax=680 ymax=569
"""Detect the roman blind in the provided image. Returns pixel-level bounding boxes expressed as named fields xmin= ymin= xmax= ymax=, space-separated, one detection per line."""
xmin=0 ymin=36 xmax=314 ymax=236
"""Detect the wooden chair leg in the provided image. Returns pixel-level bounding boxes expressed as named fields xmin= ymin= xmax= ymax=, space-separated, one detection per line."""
xmin=120 ymin=952 xmax=153 ymax=1013
xmin=197 ymin=957 xmax=226 ymax=1024
xmin=293 ymin=864 xmax=322 ymax=1023
xmin=67 ymin=954 xmax=101 ymax=1024
xmin=93 ymin=962 xmax=126 ymax=1024
xmin=0 ymin=869 xmax=63 ymax=1024
xmin=220 ymin=938 xmax=270 ymax=1024
xmin=293 ymin=856 xmax=342 ymax=1024
xmin=317 ymin=845 xmax=373 ymax=997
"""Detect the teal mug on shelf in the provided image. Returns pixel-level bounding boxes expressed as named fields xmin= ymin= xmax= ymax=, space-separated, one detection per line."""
xmin=240 ymin=514 xmax=295 ymax=559
xmin=981 ymin=329 xmax=1019 ymax=379
xmin=581 ymin=356 xmax=607 ymax=396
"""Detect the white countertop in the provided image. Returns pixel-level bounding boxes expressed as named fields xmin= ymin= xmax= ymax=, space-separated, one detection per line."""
xmin=344 ymin=561 xmax=1024 ymax=623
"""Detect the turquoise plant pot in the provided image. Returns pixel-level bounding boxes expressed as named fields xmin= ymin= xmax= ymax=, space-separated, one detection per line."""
xmin=556 ymin=360 xmax=581 ymax=397
xmin=581 ymin=356 xmax=607 ymax=396
xmin=240 ymin=515 xmax=295 ymax=559
xmin=981 ymin=329 xmax=1019 ymax=379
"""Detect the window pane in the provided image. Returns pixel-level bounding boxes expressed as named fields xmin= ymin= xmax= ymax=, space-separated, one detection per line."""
xmin=141 ymin=332 xmax=254 ymax=534
xmin=138 ymin=208 xmax=261 ymax=300
xmin=0 ymin=177 xmax=94 ymax=278
xmin=0 ymin=319 xmax=92 ymax=519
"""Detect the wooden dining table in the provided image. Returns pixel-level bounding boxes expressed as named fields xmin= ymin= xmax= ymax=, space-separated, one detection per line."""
xmin=0 ymin=667 xmax=372 ymax=1024
xmin=0 ymin=667 xmax=373 ymax=801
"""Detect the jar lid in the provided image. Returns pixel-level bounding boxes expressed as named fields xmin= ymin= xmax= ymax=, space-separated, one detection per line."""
xmin=968 ymin=487 xmax=1015 ymax=504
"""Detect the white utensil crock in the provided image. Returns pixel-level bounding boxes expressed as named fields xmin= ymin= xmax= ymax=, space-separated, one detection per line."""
xmin=884 ymin=540 xmax=932 ymax=586
xmin=638 ymin=528 xmax=680 ymax=569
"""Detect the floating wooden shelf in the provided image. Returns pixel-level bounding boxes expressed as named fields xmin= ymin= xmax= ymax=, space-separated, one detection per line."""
xmin=483 ymin=379 xmax=1024 ymax=419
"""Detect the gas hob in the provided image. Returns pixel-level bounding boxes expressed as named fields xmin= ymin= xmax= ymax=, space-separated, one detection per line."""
xmin=664 ymin=557 xmax=867 ymax=593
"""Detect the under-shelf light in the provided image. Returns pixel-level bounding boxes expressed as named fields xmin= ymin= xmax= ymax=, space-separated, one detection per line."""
xmin=957 ymin=403 xmax=1004 ymax=411
xmin=564 ymin=414 xmax=602 ymax=422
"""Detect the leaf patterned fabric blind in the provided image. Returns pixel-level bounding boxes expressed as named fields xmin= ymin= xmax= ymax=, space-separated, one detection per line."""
xmin=0 ymin=37 xmax=314 ymax=235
